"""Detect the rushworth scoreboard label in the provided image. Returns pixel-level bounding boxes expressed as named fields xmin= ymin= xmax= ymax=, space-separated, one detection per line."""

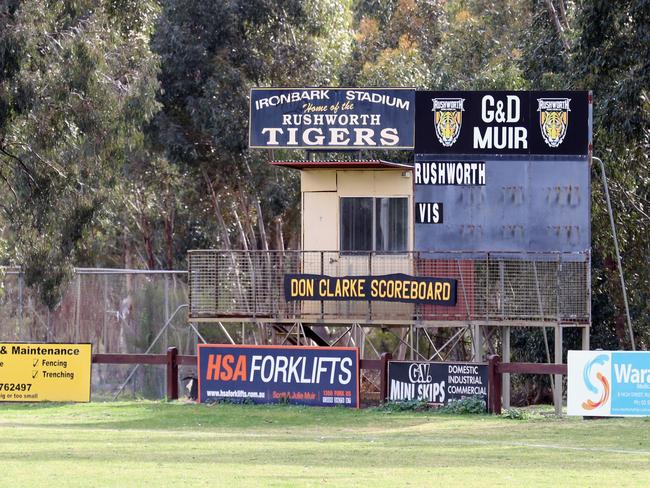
xmin=415 ymin=91 xmax=590 ymax=155
xmin=249 ymin=88 xmax=415 ymax=149
xmin=568 ymin=350 xmax=650 ymax=417
xmin=197 ymin=344 xmax=359 ymax=407
xmin=0 ymin=343 xmax=92 ymax=402
xmin=388 ymin=361 xmax=488 ymax=408
xmin=284 ymin=273 xmax=457 ymax=306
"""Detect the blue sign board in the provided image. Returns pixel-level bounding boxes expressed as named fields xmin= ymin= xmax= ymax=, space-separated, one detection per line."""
xmin=414 ymin=158 xmax=590 ymax=256
xmin=197 ymin=344 xmax=359 ymax=407
xmin=249 ymin=88 xmax=415 ymax=149
xmin=568 ymin=351 xmax=650 ymax=417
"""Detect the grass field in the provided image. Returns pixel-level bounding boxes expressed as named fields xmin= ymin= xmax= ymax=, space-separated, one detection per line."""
xmin=1 ymin=401 xmax=649 ymax=487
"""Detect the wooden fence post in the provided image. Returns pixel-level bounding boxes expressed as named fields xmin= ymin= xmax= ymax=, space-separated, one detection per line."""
xmin=487 ymin=354 xmax=502 ymax=414
xmin=380 ymin=352 xmax=392 ymax=404
xmin=166 ymin=347 xmax=179 ymax=400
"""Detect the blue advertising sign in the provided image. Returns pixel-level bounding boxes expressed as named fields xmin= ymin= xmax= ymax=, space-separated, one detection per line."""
xmin=568 ymin=351 xmax=650 ymax=417
xmin=249 ymin=88 xmax=415 ymax=149
xmin=197 ymin=344 xmax=359 ymax=407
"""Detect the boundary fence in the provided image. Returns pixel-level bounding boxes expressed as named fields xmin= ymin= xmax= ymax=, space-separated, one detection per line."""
xmin=96 ymin=348 xmax=567 ymax=412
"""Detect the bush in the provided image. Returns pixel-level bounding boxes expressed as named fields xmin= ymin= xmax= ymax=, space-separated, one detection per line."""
xmin=438 ymin=397 xmax=486 ymax=415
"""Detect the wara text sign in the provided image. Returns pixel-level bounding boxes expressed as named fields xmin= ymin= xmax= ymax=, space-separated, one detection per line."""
xmin=0 ymin=343 xmax=92 ymax=402
xmin=568 ymin=350 xmax=650 ymax=417
xmin=388 ymin=361 xmax=487 ymax=408
xmin=284 ymin=273 xmax=457 ymax=306
xmin=249 ymin=88 xmax=414 ymax=149
xmin=197 ymin=345 xmax=359 ymax=407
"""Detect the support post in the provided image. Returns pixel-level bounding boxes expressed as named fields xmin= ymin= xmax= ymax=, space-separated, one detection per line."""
xmin=554 ymin=325 xmax=563 ymax=415
xmin=380 ymin=352 xmax=392 ymax=404
xmin=472 ymin=324 xmax=482 ymax=361
xmin=487 ymin=354 xmax=502 ymax=414
xmin=593 ymin=156 xmax=635 ymax=350
xmin=166 ymin=346 xmax=179 ymax=401
xmin=582 ymin=325 xmax=590 ymax=351
xmin=501 ymin=326 xmax=511 ymax=409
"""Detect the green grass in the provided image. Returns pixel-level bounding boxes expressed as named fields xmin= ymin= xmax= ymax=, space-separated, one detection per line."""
xmin=1 ymin=402 xmax=649 ymax=487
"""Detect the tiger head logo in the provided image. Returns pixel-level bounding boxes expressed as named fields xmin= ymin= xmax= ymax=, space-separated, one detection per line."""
xmin=432 ymin=98 xmax=464 ymax=147
xmin=538 ymin=98 xmax=570 ymax=147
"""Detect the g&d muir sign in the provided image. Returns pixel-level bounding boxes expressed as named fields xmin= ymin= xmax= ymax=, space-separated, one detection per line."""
xmin=415 ymin=91 xmax=590 ymax=156
xmin=249 ymin=88 xmax=415 ymax=149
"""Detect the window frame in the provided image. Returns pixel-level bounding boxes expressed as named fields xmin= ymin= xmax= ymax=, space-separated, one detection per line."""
xmin=339 ymin=196 xmax=409 ymax=254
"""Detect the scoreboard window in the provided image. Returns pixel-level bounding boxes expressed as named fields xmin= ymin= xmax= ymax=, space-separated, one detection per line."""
xmin=340 ymin=197 xmax=408 ymax=252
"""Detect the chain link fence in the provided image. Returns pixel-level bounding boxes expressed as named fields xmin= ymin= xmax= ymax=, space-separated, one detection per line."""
xmin=0 ymin=268 xmax=194 ymax=400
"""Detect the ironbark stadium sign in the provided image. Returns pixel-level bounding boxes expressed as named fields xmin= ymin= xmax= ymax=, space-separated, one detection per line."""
xmin=284 ymin=273 xmax=457 ymax=306
xmin=249 ymin=88 xmax=415 ymax=149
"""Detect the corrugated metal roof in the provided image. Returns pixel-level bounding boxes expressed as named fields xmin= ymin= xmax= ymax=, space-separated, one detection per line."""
xmin=270 ymin=160 xmax=413 ymax=170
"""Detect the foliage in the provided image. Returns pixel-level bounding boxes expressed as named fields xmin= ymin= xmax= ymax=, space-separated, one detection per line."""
xmin=374 ymin=399 xmax=431 ymax=412
xmin=437 ymin=396 xmax=487 ymax=415
xmin=501 ymin=407 xmax=531 ymax=420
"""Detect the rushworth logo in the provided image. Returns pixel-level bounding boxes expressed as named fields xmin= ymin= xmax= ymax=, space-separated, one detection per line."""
xmin=537 ymin=98 xmax=571 ymax=147
xmin=432 ymin=98 xmax=464 ymax=147
xmin=581 ymin=353 xmax=610 ymax=411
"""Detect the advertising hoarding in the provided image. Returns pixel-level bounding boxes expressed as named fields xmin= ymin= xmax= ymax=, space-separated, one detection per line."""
xmin=568 ymin=350 xmax=650 ymax=417
xmin=388 ymin=361 xmax=488 ymax=407
xmin=415 ymin=91 xmax=590 ymax=156
xmin=197 ymin=344 xmax=359 ymax=407
xmin=0 ymin=343 xmax=92 ymax=402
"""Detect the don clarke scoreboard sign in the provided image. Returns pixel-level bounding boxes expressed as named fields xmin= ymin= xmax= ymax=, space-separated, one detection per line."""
xmin=388 ymin=361 xmax=488 ymax=408
xmin=284 ymin=273 xmax=457 ymax=306
xmin=0 ymin=343 xmax=92 ymax=402
xmin=249 ymin=88 xmax=414 ymax=149
xmin=198 ymin=344 xmax=359 ymax=407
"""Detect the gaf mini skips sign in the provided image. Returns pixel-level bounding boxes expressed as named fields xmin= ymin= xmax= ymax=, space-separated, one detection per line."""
xmin=249 ymin=88 xmax=415 ymax=149
xmin=388 ymin=361 xmax=488 ymax=407
xmin=568 ymin=350 xmax=650 ymax=417
xmin=197 ymin=344 xmax=359 ymax=407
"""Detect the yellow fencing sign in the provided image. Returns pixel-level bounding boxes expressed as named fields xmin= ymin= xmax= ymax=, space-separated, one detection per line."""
xmin=0 ymin=343 xmax=92 ymax=402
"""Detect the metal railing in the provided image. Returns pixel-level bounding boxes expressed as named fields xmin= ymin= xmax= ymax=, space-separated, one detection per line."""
xmin=188 ymin=250 xmax=590 ymax=325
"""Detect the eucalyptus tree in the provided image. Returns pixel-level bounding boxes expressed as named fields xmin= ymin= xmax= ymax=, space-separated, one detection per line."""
xmin=0 ymin=0 xmax=161 ymax=307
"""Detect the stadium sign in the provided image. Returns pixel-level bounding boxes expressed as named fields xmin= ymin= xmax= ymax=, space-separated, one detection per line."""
xmin=0 ymin=343 xmax=92 ymax=402
xmin=249 ymin=88 xmax=415 ymax=149
xmin=284 ymin=273 xmax=457 ymax=306
xmin=568 ymin=350 xmax=650 ymax=417
xmin=197 ymin=344 xmax=359 ymax=407
xmin=415 ymin=91 xmax=590 ymax=156
xmin=388 ymin=361 xmax=488 ymax=407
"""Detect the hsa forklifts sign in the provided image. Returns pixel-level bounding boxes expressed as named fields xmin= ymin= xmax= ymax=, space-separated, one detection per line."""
xmin=197 ymin=344 xmax=359 ymax=407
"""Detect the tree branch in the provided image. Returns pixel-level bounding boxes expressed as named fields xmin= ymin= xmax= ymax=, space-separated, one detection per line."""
xmin=543 ymin=0 xmax=570 ymax=53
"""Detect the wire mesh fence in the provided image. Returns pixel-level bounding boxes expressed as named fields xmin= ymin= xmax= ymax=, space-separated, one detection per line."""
xmin=189 ymin=250 xmax=590 ymax=324
xmin=0 ymin=268 xmax=194 ymax=400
